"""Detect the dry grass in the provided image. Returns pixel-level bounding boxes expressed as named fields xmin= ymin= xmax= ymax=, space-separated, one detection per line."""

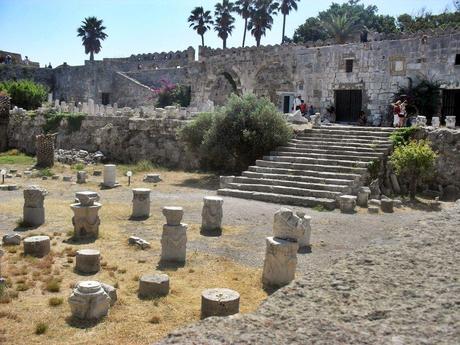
xmin=0 ymin=164 xmax=267 ymax=345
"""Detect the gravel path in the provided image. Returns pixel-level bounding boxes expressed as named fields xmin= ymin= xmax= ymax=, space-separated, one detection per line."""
xmin=156 ymin=201 xmax=460 ymax=345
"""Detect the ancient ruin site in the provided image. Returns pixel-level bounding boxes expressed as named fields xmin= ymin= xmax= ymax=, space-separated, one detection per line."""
xmin=0 ymin=1 xmax=459 ymax=344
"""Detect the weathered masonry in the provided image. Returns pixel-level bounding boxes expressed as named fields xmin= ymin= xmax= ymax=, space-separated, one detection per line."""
xmin=1 ymin=30 xmax=460 ymax=125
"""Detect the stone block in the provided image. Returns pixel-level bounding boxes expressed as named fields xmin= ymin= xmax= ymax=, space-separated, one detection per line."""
xmin=68 ymin=281 xmax=111 ymax=320
xmin=446 ymin=116 xmax=456 ymax=129
xmin=273 ymin=208 xmax=304 ymax=241
xmin=103 ymin=164 xmax=117 ymax=188
xmin=100 ymin=283 xmax=117 ymax=306
xmin=380 ymin=199 xmax=394 ymax=213
xmin=71 ymin=202 xmax=102 ymax=239
xmin=138 ymin=274 xmax=170 ymax=298
xmin=201 ymin=196 xmax=223 ymax=231
xmin=128 ymin=236 xmax=151 ymax=249
xmin=219 ymin=176 xmax=235 ymax=189
xmin=143 ymin=174 xmax=161 ymax=183
xmin=23 ymin=235 xmax=50 ymax=257
xmin=132 ymin=188 xmax=151 ymax=218
xmin=368 ymin=206 xmax=379 ymax=214
xmin=297 ymin=214 xmax=312 ymax=248
xmin=262 ymin=237 xmax=298 ymax=287
xmin=162 ymin=206 xmax=184 ymax=226
xmin=338 ymin=195 xmax=357 ymax=214
xmin=357 ymin=187 xmax=371 ymax=207
xmin=161 ymin=224 xmax=187 ymax=262
xmin=369 ymin=199 xmax=381 ymax=206
xmin=201 ymin=288 xmax=240 ymax=319
xmin=2 ymin=233 xmax=21 ymax=245
xmin=76 ymin=171 xmax=87 ymax=184
xmin=75 ymin=249 xmax=101 ymax=274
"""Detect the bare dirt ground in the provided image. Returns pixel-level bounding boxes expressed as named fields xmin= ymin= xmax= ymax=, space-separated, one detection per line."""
xmin=0 ymin=162 xmax=451 ymax=345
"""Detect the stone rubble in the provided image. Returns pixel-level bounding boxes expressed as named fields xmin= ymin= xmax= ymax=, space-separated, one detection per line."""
xmin=128 ymin=236 xmax=151 ymax=249
xmin=55 ymin=149 xmax=105 ymax=165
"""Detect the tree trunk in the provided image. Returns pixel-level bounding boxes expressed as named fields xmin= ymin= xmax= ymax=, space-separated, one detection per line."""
xmin=256 ymin=36 xmax=261 ymax=47
xmin=201 ymin=34 xmax=205 ymax=47
xmin=409 ymin=177 xmax=417 ymax=200
xmin=90 ymin=51 xmax=94 ymax=61
xmin=223 ymin=38 xmax=226 ymax=49
xmin=282 ymin=14 xmax=286 ymax=44
xmin=242 ymin=18 xmax=247 ymax=47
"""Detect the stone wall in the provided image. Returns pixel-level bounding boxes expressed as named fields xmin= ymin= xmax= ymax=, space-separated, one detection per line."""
xmin=0 ymin=64 xmax=54 ymax=90
xmin=7 ymin=106 xmax=199 ymax=170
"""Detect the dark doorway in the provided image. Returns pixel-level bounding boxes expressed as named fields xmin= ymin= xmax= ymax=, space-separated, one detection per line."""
xmin=283 ymin=96 xmax=291 ymax=113
xmin=442 ymin=89 xmax=460 ymax=126
xmin=335 ymin=90 xmax=362 ymax=123
xmin=101 ymin=93 xmax=110 ymax=105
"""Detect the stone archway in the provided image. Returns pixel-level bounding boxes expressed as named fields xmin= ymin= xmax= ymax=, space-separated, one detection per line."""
xmin=208 ymin=70 xmax=242 ymax=106
xmin=253 ymin=63 xmax=294 ymax=104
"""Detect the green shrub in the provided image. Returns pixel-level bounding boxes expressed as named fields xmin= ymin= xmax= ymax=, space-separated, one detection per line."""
xmin=45 ymin=279 xmax=61 ymax=292
xmin=390 ymin=127 xmax=420 ymax=147
xmin=37 ymin=168 xmax=54 ymax=177
xmin=367 ymin=159 xmax=380 ymax=180
xmin=42 ymin=109 xmax=86 ymax=134
xmin=180 ymin=94 xmax=293 ymax=172
xmin=156 ymin=83 xmax=191 ymax=108
xmin=35 ymin=322 xmax=48 ymax=335
xmin=390 ymin=140 xmax=437 ymax=200
xmin=0 ymin=80 xmax=47 ymax=110
xmin=48 ymin=297 xmax=63 ymax=306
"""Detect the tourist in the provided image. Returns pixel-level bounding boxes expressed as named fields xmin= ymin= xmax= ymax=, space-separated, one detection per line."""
xmin=392 ymin=100 xmax=402 ymax=127
xmin=300 ymin=100 xmax=307 ymax=116
xmin=308 ymin=105 xmax=315 ymax=115
xmin=358 ymin=110 xmax=367 ymax=126
xmin=23 ymin=56 xmax=30 ymax=65
xmin=399 ymin=100 xmax=408 ymax=127
xmin=292 ymin=95 xmax=301 ymax=112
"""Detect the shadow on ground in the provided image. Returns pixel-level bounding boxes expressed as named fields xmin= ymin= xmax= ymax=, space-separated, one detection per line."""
xmin=173 ymin=175 xmax=220 ymax=191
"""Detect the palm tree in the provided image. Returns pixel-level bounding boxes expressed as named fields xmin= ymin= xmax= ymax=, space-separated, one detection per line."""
xmin=248 ymin=0 xmax=279 ymax=47
xmin=279 ymin=0 xmax=300 ymax=44
xmin=214 ymin=1 xmax=236 ymax=49
xmin=235 ymin=0 xmax=253 ymax=47
xmin=188 ymin=7 xmax=213 ymax=47
xmin=77 ymin=17 xmax=108 ymax=61
xmin=320 ymin=13 xmax=361 ymax=44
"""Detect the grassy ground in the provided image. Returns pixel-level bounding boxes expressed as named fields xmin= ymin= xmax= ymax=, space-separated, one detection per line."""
xmin=0 ymin=161 xmax=266 ymax=345
xmin=0 ymin=150 xmax=35 ymax=165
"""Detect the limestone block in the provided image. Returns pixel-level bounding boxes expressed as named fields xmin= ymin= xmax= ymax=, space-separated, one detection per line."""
xmin=138 ymin=274 xmax=170 ymax=298
xmin=368 ymin=206 xmax=379 ymax=214
xmin=51 ymin=175 xmax=59 ymax=180
xmin=143 ymin=174 xmax=161 ymax=183
xmin=128 ymin=236 xmax=151 ymax=249
xmin=103 ymin=164 xmax=117 ymax=188
xmin=93 ymin=170 xmax=102 ymax=176
xmin=76 ymin=171 xmax=87 ymax=184
xmin=2 ymin=233 xmax=21 ymax=245
xmin=446 ymin=116 xmax=456 ymax=129
xmin=393 ymin=199 xmax=403 ymax=208
xmin=338 ymin=195 xmax=357 ymax=214
xmin=63 ymin=176 xmax=72 ymax=182
xmin=161 ymin=224 xmax=187 ymax=262
xmin=431 ymin=117 xmax=440 ymax=128
xmin=201 ymin=288 xmax=240 ymax=319
xmin=23 ymin=204 xmax=46 ymax=227
xmin=262 ymin=237 xmax=298 ymax=287
xmin=201 ymin=196 xmax=223 ymax=231
xmin=71 ymin=202 xmax=102 ymax=239
xmin=68 ymin=281 xmax=111 ymax=320
xmin=380 ymin=199 xmax=394 ymax=213
xmin=273 ymin=208 xmax=304 ymax=241
xmin=297 ymin=214 xmax=312 ymax=248
xmin=132 ymin=188 xmax=151 ymax=218
xmin=415 ymin=116 xmax=427 ymax=126
xmin=23 ymin=235 xmax=50 ymax=257
xmin=76 ymin=249 xmax=101 ymax=274
xmin=162 ymin=206 xmax=184 ymax=226
xmin=219 ymin=176 xmax=235 ymax=189
xmin=100 ymin=283 xmax=117 ymax=306
xmin=75 ymin=191 xmax=100 ymax=207
xmin=23 ymin=185 xmax=46 ymax=208
xmin=357 ymin=187 xmax=371 ymax=207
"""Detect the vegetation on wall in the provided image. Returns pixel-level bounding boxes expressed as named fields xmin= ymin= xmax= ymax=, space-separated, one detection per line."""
xmin=180 ymin=94 xmax=293 ymax=172
xmin=0 ymin=80 xmax=47 ymax=110
xmin=152 ymin=79 xmax=191 ymax=108
xmin=390 ymin=139 xmax=437 ymax=200
xmin=42 ymin=110 xmax=86 ymax=134
xmin=389 ymin=127 xmax=420 ymax=147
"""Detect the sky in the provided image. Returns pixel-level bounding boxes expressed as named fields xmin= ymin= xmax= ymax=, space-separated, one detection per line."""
xmin=0 ymin=0 xmax=454 ymax=67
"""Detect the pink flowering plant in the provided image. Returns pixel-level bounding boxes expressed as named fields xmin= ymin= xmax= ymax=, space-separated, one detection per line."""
xmin=149 ymin=78 xmax=191 ymax=107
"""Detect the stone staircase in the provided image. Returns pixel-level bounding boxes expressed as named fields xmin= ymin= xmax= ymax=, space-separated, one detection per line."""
xmin=217 ymin=125 xmax=395 ymax=210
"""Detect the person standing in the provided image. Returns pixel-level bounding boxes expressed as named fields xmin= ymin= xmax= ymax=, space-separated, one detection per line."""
xmin=292 ymin=95 xmax=301 ymax=112
xmin=392 ymin=100 xmax=402 ymax=127
xmin=299 ymin=100 xmax=307 ymax=116
xmin=399 ymin=100 xmax=408 ymax=127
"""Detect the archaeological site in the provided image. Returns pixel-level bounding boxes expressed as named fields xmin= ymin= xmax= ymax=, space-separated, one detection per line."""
xmin=0 ymin=0 xmax=459 ymax=344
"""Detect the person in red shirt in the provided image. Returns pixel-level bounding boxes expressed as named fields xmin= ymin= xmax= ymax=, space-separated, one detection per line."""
xmin=299 ymin=100 xmax=307 ymax=116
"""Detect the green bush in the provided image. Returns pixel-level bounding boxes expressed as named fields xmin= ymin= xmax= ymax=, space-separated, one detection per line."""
xmin=390 ymin=127 xmax=419 ymax=147
xmin=42 ymin=110 xmax=86 ymax=133
xmin=390 ymin=140 xmax=437 ymax=200
xmin=0 ymin=80 xmax=47 ymax=110
xmin=156 ymin=84 xmax=191 ymax=108
xmin=180 ymin=94 xmax=293 ymax=172
xmin=35 ymin=322 xmax=48 ymax=335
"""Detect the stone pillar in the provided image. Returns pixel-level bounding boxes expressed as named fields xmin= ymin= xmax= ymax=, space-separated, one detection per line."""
xmin=71 ymin=191 xmax=101 ymax=239
xmin=24 ymin=235 xmax=50 ymax=257
xmin=161 ymin=207 xmax=187 ymax=262
xmin=36 ymin=134 xmax=55 ymax=168
xmin=357 ymin=187 xmax=371 ymax=207
xmin=446 ymin=116 xmax=456 ymax=129
xmin=103 ymin=164 xmax=117 ymax=188
xmin=0 ymin=93 xmax=10 ymax=152
xmin=338 ymin=195 xmax=357 ymax=213
xmin=201 ymin=288 xmax=240 ymax=319
xmin=415 ymin=116 xmax=427 ymax=126
xmin=201 ymin=196 xmax=223 ymax=231
xmin=380 ymin=199 xmax=394 ymax=213
xmin=297 ymin=213 xmax=312 ymax=248
xmin=75 ymin=249 xmax=101 ymax=274
xmin=431 ymin=117 xmax=440 ymax=128
xmin=273 ymin=208 xmax=305 ymax=241
xmin=131 ymin=188 xmax=151 ymax=218
xmin=23 ymin=185 xmax=47 ymax=226
xmin=262 ymin=237 xmax=298 ymax=287
xmin=68 ymin=281 xmax=111 ymax=320
xmin=88 ymin=99 xmax=95 ymax=115
xmin=138 ymin=274 xmax=170 ymax=298
xmin=76 ymin=171 xmax=87 ymax=184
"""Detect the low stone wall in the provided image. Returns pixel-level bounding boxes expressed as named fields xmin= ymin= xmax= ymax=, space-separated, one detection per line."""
xmin=7 ymin=106 xmax=199 ymax=170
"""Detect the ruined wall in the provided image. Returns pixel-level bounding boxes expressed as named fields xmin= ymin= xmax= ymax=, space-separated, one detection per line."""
xmin=0 ymin=65 xmax=54 ymax=89
xmin=7 ymin=106 xmax=199 ymax=170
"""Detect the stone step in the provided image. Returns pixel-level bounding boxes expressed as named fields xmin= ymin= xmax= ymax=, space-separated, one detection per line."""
xmin=289 ymin=138 xmax=392 ymax=148
xmin=233 ymin=176 xmax=350 ymax=193
xmin=304 ymin=128 xmax=393 ymax=138
xmin=271 ymin=151 xmax=382 ymax=162
xmin=217 ymin=189 xmax=337 ymax=210
xmin=248 ymin=165 xmax=361 ymax=181
xmin=242 ymin=171 xmax=354 ymax=186
xmin=226 ymin=183 xmax=342 ymax=199
xmin=283 ymin=143 xmax=389 ymax=154
xmin=312 ymin=125 xmax=394 ymax=133
xmin=256 ymin=160 xmax=367 ymax=174
xmin=293 ymin=135 xmax=391 ymax=144
xmin=263 ymin=156 xmax=370 ymax=168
